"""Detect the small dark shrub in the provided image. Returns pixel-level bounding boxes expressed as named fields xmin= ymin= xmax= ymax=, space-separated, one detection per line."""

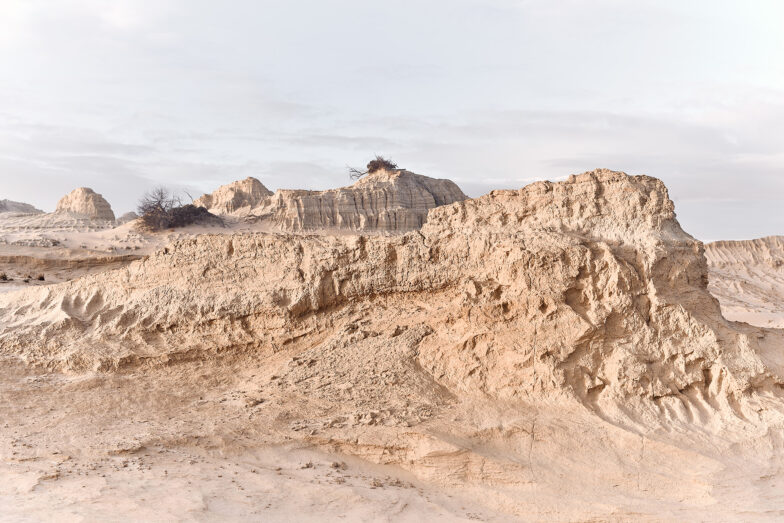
xmin=36 ymin=274 xmax=45 ymax=281
xmin=137 ymin=187 xmax=222 ymax=232
xmin=348 ymin=155 xmax=398 ymax=180
xmin=168 ymin=204 xmax=223 ymax=228
xmin=137 ymin=187 xmax=180 ymax=232
xmin=0 ymin=272 xmax=7 ymax=281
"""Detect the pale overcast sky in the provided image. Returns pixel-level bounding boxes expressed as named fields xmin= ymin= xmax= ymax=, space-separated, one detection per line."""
xmin=1 ymin=0 xmax=782 ymax=240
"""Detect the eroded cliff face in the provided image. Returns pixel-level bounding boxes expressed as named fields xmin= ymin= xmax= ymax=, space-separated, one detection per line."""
xmin=3 ymin=169 xmax=784 ymax=519
xmin=211 ymin=169 xmax=468 ymax=232
xmin=0 ymin=200 xmax=42 ymax=214
xmin=194 ymin=177 xmax=273 ymax=215
xmin=706 ymin=236 xmax=784 ymax=328
xmin=1 ymin=169 xmax=781 ymax=428
xmin=55 ymin=187 xmax=115 ymax=221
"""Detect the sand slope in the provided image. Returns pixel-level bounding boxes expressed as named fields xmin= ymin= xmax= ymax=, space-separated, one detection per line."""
xmin=706 ymin=236 xmax=784 ymax=328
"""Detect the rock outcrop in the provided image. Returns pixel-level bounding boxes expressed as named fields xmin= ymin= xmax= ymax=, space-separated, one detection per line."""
xmin=248 ymin=168 xmax=468 ymax=231
xmin=194 ymin=177 xmax=273 ymax=215
xmin=115 ymin=211 xmax=139 ymax=225
xmin=0 ymin=199 xmax=43 ymax=214
xmin=706 ymin=236 xmax=784 ymax=328
xmin=3 ymin=169 xmax=784 ymax=519
xmin=55 ymin=188 xmax=115 ymax=221
xmin=2 ymin=169 xmax=781 ymax=426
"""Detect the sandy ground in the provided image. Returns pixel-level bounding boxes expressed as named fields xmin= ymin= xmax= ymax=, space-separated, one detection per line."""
xmin=1 ymin=352 xmax=783 ymax=522
xmin=0 ymin=213 xmax=236 ymax=295
xmin=0 ymin=213 xmax=390 ymax=297
xmin=0 ymin=359 xmax=492 ymax=522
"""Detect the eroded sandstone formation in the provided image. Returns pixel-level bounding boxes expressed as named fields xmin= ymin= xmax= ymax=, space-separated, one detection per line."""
xmin=0 ymin=199 xmax=43 ymax=214
xmin=196 ymin=169 xmax=467 ymax=232
xmin=251 ymin=168 xmax=467 ymax=232
xmin=55 ymin=187 xmax=115 ymax=221
xmin=1 ymin=170 xmax=781 ymax=427
xmin=115 ymin=211 xmax=139 ymax=225
xmin=194 ymin=177 xmax=273 ymax=215
xmin=707 ymin=236 xmax=784 ymax=328
xmin=2 ymin=169 xmax=784 ymax=519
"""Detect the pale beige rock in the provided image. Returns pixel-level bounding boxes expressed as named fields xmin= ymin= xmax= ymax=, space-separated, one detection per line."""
xmin=247 ymin=168 xmax=467 ymax=232
xmin=194 ymin=177 xmax=273 ymax=214
xmin=0 ymin=199 xmax=42 ymax=214
xmin=1 ymin=169 xmax=783 ymax=520
xmin=115 ymin=211 xmax=139 ymax=225
xmin=706 ymin=236 xmax=784 ymax=328
xmin=55 ymin=187 xmax=115 ymax=221
xmin=2 ymin=169 xmax=782 ymax=411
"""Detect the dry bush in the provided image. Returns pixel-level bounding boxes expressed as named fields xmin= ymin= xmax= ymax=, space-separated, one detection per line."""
xmin=348 ymin=155 xmax=398 ymax=180
xmin=168 ymin=204 xmax=223 ymax=228
xmin=137 ymin=187 xmax=222 ymax=232
xmin=136 ymin=187 xmax=180 ymax=231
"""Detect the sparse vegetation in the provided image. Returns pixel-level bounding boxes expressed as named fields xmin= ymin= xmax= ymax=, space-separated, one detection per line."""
xmin=136 ymin=187 xmax=223 ymax=232
xmin=348 ymin=155 xmax=398 ymax=180
xmin=0 ymin=272 xmax=7 ymax=281
xmin=36 ymin=274 xmax=45 ymax=281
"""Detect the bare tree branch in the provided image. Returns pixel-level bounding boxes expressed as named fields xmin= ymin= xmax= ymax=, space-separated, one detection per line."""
xmin=136 ymin=186 xmax=220 ymax=232
xmin=348 ymin=155 xmax=398 ymax=180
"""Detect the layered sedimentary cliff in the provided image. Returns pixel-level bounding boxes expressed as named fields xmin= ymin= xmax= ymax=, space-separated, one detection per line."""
xmin=2 ymin=170 xmax=780 ymax=422
xmin=55 ymin=187 xmax=115 ymax=221
xmin=254 ymin=169 xmax=467 ymax=231
xmin=197 ymin=169 xmax=467 ymax=232
xmin=194 ymin=177 xmax=273 ymax=215
xmin=0 ymin=199 xmax=42 ymax=214
xmin=2 ymin=169 xmax=784 ymax=519
xmin=707 ymin=236 xmax=784 ymax=328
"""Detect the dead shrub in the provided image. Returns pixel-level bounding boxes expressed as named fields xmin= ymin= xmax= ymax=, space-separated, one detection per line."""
xmin=348 ymin=155 xmax=398 ymax=180
xmin=137 ymin=187 xmax=222 ymax=232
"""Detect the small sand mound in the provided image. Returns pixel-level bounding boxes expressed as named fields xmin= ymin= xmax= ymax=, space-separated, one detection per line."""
xmin=115 ymin=211 xmax=139 ymax=225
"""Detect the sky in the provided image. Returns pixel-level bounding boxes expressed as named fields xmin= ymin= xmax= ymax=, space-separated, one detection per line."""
xmin=0 ymin=0 xmax=782 ymax=240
